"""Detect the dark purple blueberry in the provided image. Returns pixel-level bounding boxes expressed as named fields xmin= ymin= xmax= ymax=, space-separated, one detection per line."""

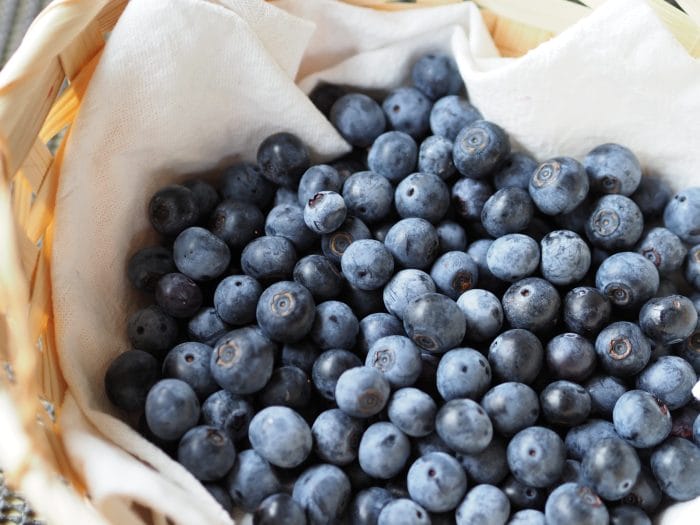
xmin=331 ymin=93 xmax=387 ymax=147
xmin=127 ymin=246 xmax=176 ymax=292
xmin=105 ymin=350 xmax=161 ymax=412
xmin=148 ymin=184 xmax=200 ymax=236
xmin=257 ymin=132 xmax=311 ymax=188
xmin=155 ymin=272 xmax=203 ymax=318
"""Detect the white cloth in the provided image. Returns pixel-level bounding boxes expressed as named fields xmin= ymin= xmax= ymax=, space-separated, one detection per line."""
xmin=52 ymin=0 xmax=700 ymax=524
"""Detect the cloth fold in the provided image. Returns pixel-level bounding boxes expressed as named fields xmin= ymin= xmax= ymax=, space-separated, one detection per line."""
xmin=52 ymin=0 xmax=700 ymax=523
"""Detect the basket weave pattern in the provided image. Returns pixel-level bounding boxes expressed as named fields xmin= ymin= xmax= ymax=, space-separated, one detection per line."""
xmin=0 ymin=0 xmax=698 ymax=522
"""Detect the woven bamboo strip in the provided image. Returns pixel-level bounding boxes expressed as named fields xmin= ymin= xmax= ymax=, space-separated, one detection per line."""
xmin=58 ymin=18 xmax=102 ymax=81
xmin=16 ymin=138 xmax=52 ymax=192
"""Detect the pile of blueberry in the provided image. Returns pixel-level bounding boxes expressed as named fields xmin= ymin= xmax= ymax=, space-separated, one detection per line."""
xmin=105 ymin=52 xmax=700 ymax=525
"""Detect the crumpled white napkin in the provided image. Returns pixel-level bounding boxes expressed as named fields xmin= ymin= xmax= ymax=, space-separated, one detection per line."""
xmin=52 ymin=0 xmax=700 ymax=524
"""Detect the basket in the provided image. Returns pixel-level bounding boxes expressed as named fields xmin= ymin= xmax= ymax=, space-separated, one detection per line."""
xmin=0 ymin=0 xmax=699 ymax=522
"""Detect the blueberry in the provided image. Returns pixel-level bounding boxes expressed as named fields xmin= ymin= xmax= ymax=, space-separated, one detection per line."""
xmin=429 ymin=95 xmax=482 ymax=141
xmin=226 ymin=449 xmax=281 ymax=512
xmin=540 ymin=230 xmax=591 ymax=286
xmin=254 ymin=493 xmax=307 ymax=525
xmin=377 ymin=499 xmax=430 ymax=525
xmin=367 ymin=132 xmax=418 ymax=183
xmin=403 ymin=293 xmax=465 ymax=353
xmin=310 ymin=300 xmax=359 ymax=351
xmin=563 ymin=287 xmax=611 ymax=338
xmin=544 ymin=483 xmax=609 ymax=525
xmin=595 ymin=252 xmax=659 ymax=309
xmin=145 ymin=379 xmax=200 ymax=441
xmin=163 ymin=342 xmax=218 ymax=399
xmin=650 ymin=437 xmax=700 ymax=501
xmin=507 ymin=426 xmax=565 ymax=488
xmin=581 ymin=437 xmax=640 ymax=501
xmin=545 ymin=333 xmax=596 ymax=382
xmin=458 ymin=436 xmax=509 ymax=485
xmin=127 ymin=305 xmax=178 ymax=357
xmin=395 ymin=172 xmax=450 ymax=224
xmin=259 ymin=366 xmax=311 ymax=409
xmin=453 ymin=120 xmax=510 ymax=179
xmin=298 ymin=164 xmax=343 ymax=206
xmin=127 ymin=246 xmax=176 ymax=292
xmin=486 ymin=234 xmax=540 ymax=283
xmin=172 ymin=226 xmax=231 ymax=281
xmin=529 ymin=157 xmax=589 ymax=215
xmin=508 ymin=510 xmax=545 ymax=525
xmin=358 ymin=422 xmax=411 ymax=479
xmin=155 ymin=272 xmax=203 ymax=318
xmin=312 ymin=349 xmax=362 ymax=401
xmin=677 ymin=323 xmax=700 ymax=373
xmin=418 ymin=135 xmax=456 ymax=180
xmin=451 ymin=177 xmax=493 ymax=222
xmin=322 ymin=215 xmax=372 ymax=264
xmin=430 ymin=251 xmax=478 ymax=300
xmin=105 ymin=350 xmax=160 ymax=412
xmin=539 ymin=380 xmax=591 ymax=427
xmin=257 ymin=132 xmax=310 ymax=188
xmin=293 ymin=255 xmax=344 ymax=301
xmin=265 ymin=203 xmax=317 ymax=252
xmin=202 ymin=390 xmax=254 ymax=442
xmin=635 ymin=355 xmax=696 ymax=410
xmin=457 ymin=289 xmax=503 ymax=343
xmin=281 ymin=340 xmax=320 ymax=374
xmin=248 ymin=406 xmax=312 ymax=468
xmin=382 ymin=87 xmax=432 ymax=140
xmin=436 ymin=398 xmax=493 ymax=454
xmin=241 ymin=236 xmax=297 ymax=281
xmin=383 ymin=269 xmax=436 ymax=319
xmin=357 ymin=313 xmax=404 ymax=356
xmin=630 ymin=176 xmax=672 ymax=218
xmin=687 ymin=245 xmax=700 ymax=291
xmin=585 ymin=374 xmax=628 ymax=417
xmin=408 ymin=452 xmax=467 ymax=513
xmin=411 ymin=53 xmax=461 ymax=100
xmin=436 ymin=220 xmax=467 ymax=252
xmin=586 ymin=194 xmax=644 ymax=250
xmin=456 ymin=484 xmax=510 ymax=525
xmin=613 ymin=390 xmax=672 ymax=448
xmin=366 ymin=335 xmax=422 ymax=388
xmin=413 ymin=432 xmax=453 ymax=458
xmin=694 ymin=414 xmax=700 ymax=446
xmin=622 ymin=467 xmax=662 ymax=513
xmin=331 ymin=149 xmax=368 ymax=182
xmin=554 ymin=197 xmax=592 ymax=235
xmin=205 ymin=484 xmax=233 ymax=515
xmin=384 ymin=218 xmax=440 ymax=270
xmin=332 ymin=93 xmax=387 ymax=147
xmin=310 ymin=82 xmax=348 ymax=116
xmin=336 ymin=366 xmax=391 ymax=418
xmin=214 ymin=275 xmax=262 ymax=325
xmin=210 ymin=199 xmax=265 ymax=248
xmin=493 ymin=152 xmax=539 ymax=191
xmin=351 ymin=487 xmax=393 ymax=525
xmin=641 ymin=295 xmax=698 ymax=347
xmin=502 ymin=277 xmax=561 ymax=334
xmin=583 ymin=143 xmax=642 ymax=195
xmin=304 ymin=191 xmax=348 ymax=234
xmin=341 ymin=239 xmax=395 ymax=291
xmin=373 ymin=222 xmax=393 ymax=242
xmin=481 ymin=382 xmax=539 ymax=437
xmin=467 ymin=239 xmax=503 ymax=292
xmin=148 ymin=184 xmax=199 ymax=236
xmin=595 ymin=321 xmax=651 ymax=377
xmin=220 ymin=162 xmax=275 ymax=209
xmin=560 ymin=459 xmax=584 ymax=485
xmin=481 ymin=188 xmax=534 ymax=238
xmin=343 ymin=170 xmax=395 ymax=223
xmin=501 ymin=475 xmax=547 ymax=510
xmin=609 ymin=505 xmax=652 ymax=525
xmin=636 ymin=227 xmax=687 ymax=275
xmin=436 ymin=348 xmax=491 ymax=401
xmin=488 ymin=329 xmax=544 ymax=384
xmin=275 ymin=186 xmax=299 ymax=207
xmin=256 ymin=281 xmax=316 ymax=342
xmin=210 ymin=326 xmax=275 ymax=394
xmin=663 ymin=187 xmax=700 ymax=244
xmin=177 ymin=425 xmax=236 ymax=481
xmin=564 ymin=419 xmax=619 ymax=461
xmin=387 ymin=387 xmax=436 ymax=437
xmin=187 ymin=307 xmax=229 ymax=346
xmin=312 ymin=409 xmax=364 ymax=466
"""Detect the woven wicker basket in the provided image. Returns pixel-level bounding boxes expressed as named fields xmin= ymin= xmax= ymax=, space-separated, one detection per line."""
xmin=0 ymin=0 xmax=699 ymax=523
